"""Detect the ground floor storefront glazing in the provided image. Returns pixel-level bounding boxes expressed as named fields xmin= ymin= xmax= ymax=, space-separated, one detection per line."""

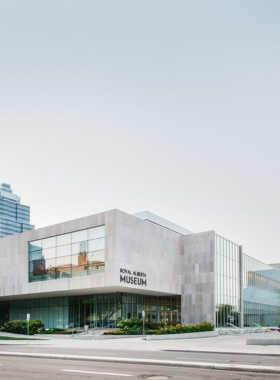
xmin=0 ymin=293 xmax=181 ymax=329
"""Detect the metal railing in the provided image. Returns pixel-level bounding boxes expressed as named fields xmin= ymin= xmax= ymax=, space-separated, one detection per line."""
xmin=71 ymin=323 xmax=116 ymax=339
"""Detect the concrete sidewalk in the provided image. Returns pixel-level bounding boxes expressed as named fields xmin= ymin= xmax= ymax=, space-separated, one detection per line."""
xmin=2 ymin=332 xmax=280 ymax=374
xmin=1 ymin=331 xmax=280 ymax=355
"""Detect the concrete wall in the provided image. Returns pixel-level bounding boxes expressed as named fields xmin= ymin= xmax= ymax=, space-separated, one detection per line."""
xmin=0 ymin=209 xmax=182 ymax=300
xmin=180 ymin=231 xmax=216 ymax=324
xmin=0 ymin=208 xmax=218 ymax=326
xmin=113 ymin=211 xmax=182 ymax=296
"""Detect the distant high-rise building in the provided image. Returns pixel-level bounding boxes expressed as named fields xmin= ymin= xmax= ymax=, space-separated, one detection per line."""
xmin=0 ymin=183 xmax=34 ymax=238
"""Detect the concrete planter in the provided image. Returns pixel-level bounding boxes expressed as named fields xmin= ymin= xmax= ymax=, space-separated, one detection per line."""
xmin=34 ymin=334 xmax=72 ymax=339
xmin=94 ymin=334 xmax=144 ymax=340
xmin=144 ymin=330 xmax=218 ymax=341
xmin=95 ymin=330 xmax=218 ymax=340
xmin=247 ymin=338 xmax=280 ymax=345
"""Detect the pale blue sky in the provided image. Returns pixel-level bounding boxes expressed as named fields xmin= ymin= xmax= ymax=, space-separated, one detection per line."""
xmin=1 ymin=1 xmax=280 ymax=263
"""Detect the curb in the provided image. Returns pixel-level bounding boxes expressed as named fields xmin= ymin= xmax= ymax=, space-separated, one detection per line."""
xmin=163 ymin=349 xmax=280 ymax=357
xmin=144 ymin=330 xmax=218 ymax=341
xmin=1 ymin=351 xmax=280 ymax=374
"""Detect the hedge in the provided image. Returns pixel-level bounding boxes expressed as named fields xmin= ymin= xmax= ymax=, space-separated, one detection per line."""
xmin=104 ymin=318 xmax=214 ymax=335
xmin=0 ymin=319 xmax=44 ymax=335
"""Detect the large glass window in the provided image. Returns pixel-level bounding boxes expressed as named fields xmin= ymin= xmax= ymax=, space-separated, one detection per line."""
xmin=242 ymin=254 xmax=280 ymax=327
xmin=28 ymin=226 xmax=105 ymax=282
xmin=215 ymin=235 xmax=241 ymax=327
xmin=215 ymin=234 xmax=280 ymax=327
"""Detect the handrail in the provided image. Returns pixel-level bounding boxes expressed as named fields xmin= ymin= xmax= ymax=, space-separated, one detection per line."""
xmin=88 ymin=323 xmax=116 ymax=332
xmin=71 ymin=323 xmax=116 ymax=339
xmin=70 ymin=328 xmax=79 ymax=339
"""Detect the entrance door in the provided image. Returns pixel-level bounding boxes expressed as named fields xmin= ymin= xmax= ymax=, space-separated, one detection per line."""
xmin=161 ymin=310 xmax=179 ymax=323
xmin=172 ymin=310 xmax=178 ymax=322
xmin=164 ymin=311 xmax=171 ymax=323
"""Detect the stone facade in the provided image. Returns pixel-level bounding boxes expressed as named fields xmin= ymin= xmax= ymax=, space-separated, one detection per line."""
xmin=0 ymin=210 xmax=181 ymax=298
xmin=0 ymin=209 xmax=217 ymax=324
xmin=180 ymin=231 xmax=216 ymax=324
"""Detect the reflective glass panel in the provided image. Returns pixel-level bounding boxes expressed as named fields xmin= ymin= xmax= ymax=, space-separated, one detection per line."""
xmin=72 ymin=265 xmax=87 ymax=277
xmin=57 ymin=256 xmax=72 ymax=267
xmin=88 ymin=238 xmax=105 ymax=252
xmin=42 ymin=237 xmax=56 ymax=249
xmin=29 ymin=250 xmax=42 ymax=261
xmin=72 ymin=241 xmax=88 ymax=255
xmin=72 ymin=230 xmax=87 ymax=243
xmin=87 ymin=250 xmax=105 ymax=263
xmin=88 ymin=226 xmax=105 ymax=240
xmin=57 ymin=244 xmax=71 ymax=258
xmin=42 ymin=248 xmax=56 ymax=260
xmin=29 ymin=240 xmax=42 ymax=252
xmin=43 ymin=259 xmax=56 ymax=277
xmin=72 ymin=253 xmax=88 ymax=266
xmin=57 ymin=233 xmax=71 ymax=246
xmin=28 ymin=226 xmax=105 ymax=282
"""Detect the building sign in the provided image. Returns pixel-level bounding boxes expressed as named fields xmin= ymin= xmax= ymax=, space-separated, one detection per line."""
xmin=120 ymin=268 xmax=147 ymax=286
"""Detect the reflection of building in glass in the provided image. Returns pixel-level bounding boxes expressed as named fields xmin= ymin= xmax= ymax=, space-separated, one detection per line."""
xmin=215 ymin=235 xmax=280 ymax=327
xmin=1 ymin=209 xmax=280 ymax=329
xmin=0 ymin=183 xmax=34 ymax=238
xmin=28 ymin=227 xmax=105 ymax=282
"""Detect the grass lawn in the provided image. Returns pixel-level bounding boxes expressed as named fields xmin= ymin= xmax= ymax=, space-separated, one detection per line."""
xmin=0 ymin=336 xmax=46 ymax=340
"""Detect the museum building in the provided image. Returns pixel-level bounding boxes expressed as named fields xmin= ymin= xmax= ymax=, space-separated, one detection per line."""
xmin=0 ymin=209 xmax=280 ymax=329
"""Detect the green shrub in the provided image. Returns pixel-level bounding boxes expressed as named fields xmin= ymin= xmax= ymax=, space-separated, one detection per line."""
xmin=29 ymin=319 xmax=44 ymax=335
xmin=36 ymin=328 xmax=78 ymax=335
xmin=106 ymin=318 xmax=214 ymax=336
xmin=2 ymin=320 xmax=28 ymax=335
xmin=1 ymin=319 xmax=44 ymax=335
xmin=117 ymin=318 xmax=166 ymax=331
xmin=104 ymin=328 xmax=151 ymax=335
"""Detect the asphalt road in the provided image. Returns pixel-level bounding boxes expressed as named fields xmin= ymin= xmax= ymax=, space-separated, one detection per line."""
xmin=0 ymin=344 xmax=279 ymax=367
xmin=0 ymin=357 xmax=279 ymax=380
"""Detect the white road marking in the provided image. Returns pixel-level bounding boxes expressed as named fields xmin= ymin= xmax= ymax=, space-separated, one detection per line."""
xmin=62 ymin=369 xmax=133 ymax=377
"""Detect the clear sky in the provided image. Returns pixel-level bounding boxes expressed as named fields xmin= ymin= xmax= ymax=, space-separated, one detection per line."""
xmin=1 ymin=0 xmax=279 ymax=263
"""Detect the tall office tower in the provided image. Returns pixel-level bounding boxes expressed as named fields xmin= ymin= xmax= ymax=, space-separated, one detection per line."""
xmin=0 ymin=183 xmax=35 ymax=238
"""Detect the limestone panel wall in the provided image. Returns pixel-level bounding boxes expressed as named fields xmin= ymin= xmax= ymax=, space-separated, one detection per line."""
xmin=113 ymin=211 xmax=182 ymax=295
xmin=0 ymin=209 xmax=182 ymax=300
xmin=180 ymin=231 xmax=216 ymax=325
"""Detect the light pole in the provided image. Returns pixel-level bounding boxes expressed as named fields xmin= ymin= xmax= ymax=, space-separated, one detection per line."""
xmin=142 ymin=310 xmax=145 ymax=335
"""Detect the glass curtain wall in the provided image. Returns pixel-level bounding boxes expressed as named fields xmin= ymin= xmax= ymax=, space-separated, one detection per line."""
xmin=215 ymin=235 xmax=241 ymax=327
xmin=0 ymin=301 xmax=9 ymax=327
xmin=29 ymin=226 xmax=105 ymax=282
xmin=0 ymin=293 xmax=181 ymax=329
xmin=243 ymin=254 xmax=280 ymax=326
xmin=120 ymin=294 xmax=181 ymax=322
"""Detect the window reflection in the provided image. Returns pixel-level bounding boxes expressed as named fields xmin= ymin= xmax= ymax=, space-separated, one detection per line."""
xmin=57 ymin=233 xmax=71 ymax=246
xmin=42 ymin=237 xmax=56 ymax=249
xmin=28 ymin=226 xmax=105 ymax=282
xmin=88 ymin=226 xmax=105 ymax=240
xmin=87 ymin=250 xmax=105 ymax=263
xmin=72 ymin=241 xmax=88 ymax=255
xmin=57 ymin=245 xmax=71 ymax=258
xmin=57 ymin=256 xmax=71 ymax=267
xmin=42 ymin=248 xmax=56 ymax=260
xmin=29 ymin=240 xmax=42 ymax=252
xmin=88 ymin=238 xmax=105 ymax=252
xmin=72 ymin=230 xmax=87 ymax=244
